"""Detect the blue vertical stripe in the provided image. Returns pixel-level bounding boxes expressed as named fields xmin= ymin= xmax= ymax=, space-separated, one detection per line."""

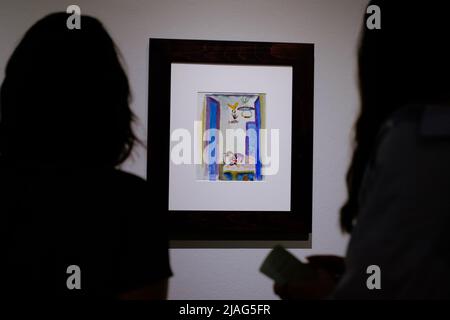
xmin=255 ymin=97 xmax=262 ymax=180
xmin=206 ymin=97 xmax=219 ymax=180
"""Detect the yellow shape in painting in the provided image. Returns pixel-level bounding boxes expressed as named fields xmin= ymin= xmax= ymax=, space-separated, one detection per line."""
xmin=227 ymin=102 xmax=239 ymax=111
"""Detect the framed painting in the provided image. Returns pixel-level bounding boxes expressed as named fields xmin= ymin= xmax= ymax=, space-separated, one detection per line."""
xmin=148 ymin=39 xmax=314 ymax=247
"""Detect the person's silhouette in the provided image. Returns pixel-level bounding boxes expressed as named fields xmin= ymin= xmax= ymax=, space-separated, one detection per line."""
xmin=274 ymin=0 xmax=450 ymax=299
xmin=0 ymin=12 xmax=172 ymax=299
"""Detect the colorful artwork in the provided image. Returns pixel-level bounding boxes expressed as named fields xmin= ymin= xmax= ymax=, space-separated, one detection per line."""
xmin=197 ymin=93 xmax=266 ymax=181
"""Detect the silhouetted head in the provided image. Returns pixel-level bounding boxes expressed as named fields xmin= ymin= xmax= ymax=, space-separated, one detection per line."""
xmin=341 ymin=0 xmax=450 ymax=232
xmin=0 ymin=12 xmax=137 ymax=169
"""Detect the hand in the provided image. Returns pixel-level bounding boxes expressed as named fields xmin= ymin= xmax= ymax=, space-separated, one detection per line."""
xmin=273 ymin=255 xmax=345 ymax=300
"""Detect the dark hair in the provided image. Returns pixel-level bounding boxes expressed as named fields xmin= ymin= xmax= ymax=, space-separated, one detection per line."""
xmin=340 ymin=1 xmax=450 ymax=232
xmin=0 ymin=12 xmax=138 ymax=168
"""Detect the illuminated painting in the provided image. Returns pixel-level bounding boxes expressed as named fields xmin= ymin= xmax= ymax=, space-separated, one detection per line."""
xmin=197 ymin=93 xmax=266 ymax=181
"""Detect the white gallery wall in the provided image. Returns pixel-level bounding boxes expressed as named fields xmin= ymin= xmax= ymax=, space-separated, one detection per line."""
xmin=0 ymin=0 xmax=369 ymax=299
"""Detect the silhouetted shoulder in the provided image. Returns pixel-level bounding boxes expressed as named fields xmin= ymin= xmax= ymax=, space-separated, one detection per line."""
xmin=379 ymin=104 xmax=450 ymax=137
xmin=2 ymin=167 xmax=171 ymax=298
xmin=335 ymin=104 xmax=450 ymax=299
